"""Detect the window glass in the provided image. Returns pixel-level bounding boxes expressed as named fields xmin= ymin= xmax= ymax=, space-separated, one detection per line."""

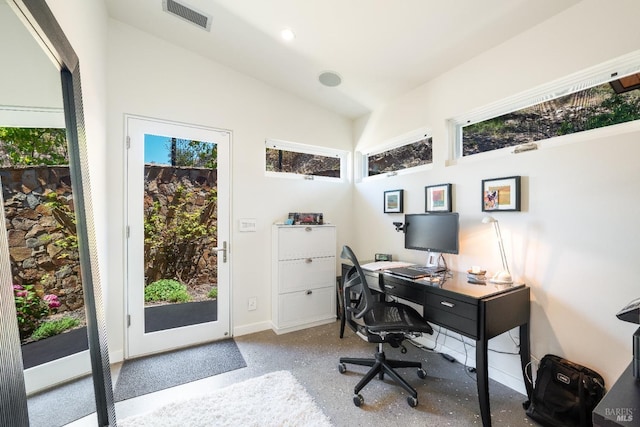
xmin=462 ymin=79 xmax=640 ymax=156
xmin=456 ymin=59 xmax=640 ymax=158
xmin=265 ymin=139 xmax=346 ymax=180
xmin=366 ymin=136 xmax=432 ymax=177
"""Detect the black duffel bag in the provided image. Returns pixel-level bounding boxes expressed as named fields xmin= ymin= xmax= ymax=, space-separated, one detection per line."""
xmin=524 ymin=354 xmax=606 ymax=427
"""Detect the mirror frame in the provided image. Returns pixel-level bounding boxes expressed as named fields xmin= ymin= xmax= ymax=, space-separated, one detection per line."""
xmin=0 ymin=1 xmax=115 ymax=425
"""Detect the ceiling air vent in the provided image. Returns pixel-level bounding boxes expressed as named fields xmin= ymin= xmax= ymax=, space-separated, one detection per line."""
xmin=162 ymin=0 xmax=212 ymax=31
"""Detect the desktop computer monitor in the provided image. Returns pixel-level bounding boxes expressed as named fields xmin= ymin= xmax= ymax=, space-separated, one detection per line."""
xmin=404 ymin=212 xmax=459 ymax=256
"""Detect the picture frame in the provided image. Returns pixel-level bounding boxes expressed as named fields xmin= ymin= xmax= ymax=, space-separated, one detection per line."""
xmin=383 ymin=189 xmax=404 ymax=213
xmin=288 ymin=212 xmax=323 ymax=225
xmin=482 ymin=176 xmax=521 ymax=212
xmin=425 ymin=183 xmax=452 ymax=212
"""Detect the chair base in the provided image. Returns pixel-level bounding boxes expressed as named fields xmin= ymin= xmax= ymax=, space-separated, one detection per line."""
xmin=339 ymin=349 xmax=423 ymax=399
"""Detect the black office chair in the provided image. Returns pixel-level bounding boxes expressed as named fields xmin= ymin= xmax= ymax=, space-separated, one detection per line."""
xmin=338 ymin=245 xmax=433 ymax=407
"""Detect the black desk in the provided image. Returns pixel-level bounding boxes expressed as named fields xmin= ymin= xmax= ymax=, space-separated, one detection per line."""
xmin=340 ymin=265 xmax=532 ymax=427
xmin=593 ymin=362 xmax=640 ymax=426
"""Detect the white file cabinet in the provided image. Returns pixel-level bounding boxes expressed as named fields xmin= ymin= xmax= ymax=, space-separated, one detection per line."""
xmin=272 ymin=224 xmax=337 ymax=334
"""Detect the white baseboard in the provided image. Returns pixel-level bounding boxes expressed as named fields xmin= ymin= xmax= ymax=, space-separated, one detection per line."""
xmin=271 ymin=317 xmax=336 ymax=335
xmin=233 ymin=320 xmax=272 ymax=337
xmin=414 ymin=333 xmax=528 ymax=396
xmin=109 ymin=349 xmax=124 ymax=364
xmin=25 ymin=351 xmax=91 ymax=395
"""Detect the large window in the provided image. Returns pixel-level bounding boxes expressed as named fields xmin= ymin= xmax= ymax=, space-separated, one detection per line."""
xmin=265 ymin=139 xmax=348 ymax=181
xmin=451 ymin=52 xmax=640 ymax=157
xmin=362 ymin=129 xmax=433 ymax=179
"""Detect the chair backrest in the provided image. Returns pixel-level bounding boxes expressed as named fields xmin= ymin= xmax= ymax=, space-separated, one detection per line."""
xmin=340 ymin=245 xmax=376 ymax=320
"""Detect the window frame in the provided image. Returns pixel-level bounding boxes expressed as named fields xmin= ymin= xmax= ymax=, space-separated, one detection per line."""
xmin=359 ymin=127 xmax=433 ymax=182
xmin=448 ymin=50 xmax=640 ymax=162
xmin=264 ymin=138 xmax=349 ymax=182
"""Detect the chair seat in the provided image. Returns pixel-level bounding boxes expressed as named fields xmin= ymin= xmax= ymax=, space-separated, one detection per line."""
xmin=363 ymin=301 xmax=434 ymax=335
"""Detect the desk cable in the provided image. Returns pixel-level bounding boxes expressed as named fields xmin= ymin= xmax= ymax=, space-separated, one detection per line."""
xmin=408 ymin=324 xmax=523 ymax=383
xmin=388 ymin=293 xmax=525 ymax=382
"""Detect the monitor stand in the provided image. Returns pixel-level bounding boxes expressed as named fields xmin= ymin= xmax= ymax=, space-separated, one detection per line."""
xmin=425 ymin=252 xmax=447 ymax=273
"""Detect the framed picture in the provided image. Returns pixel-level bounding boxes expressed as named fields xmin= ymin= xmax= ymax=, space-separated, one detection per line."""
xmin=425 ymin=183 xmax=452 ymax=212
xmin=482 ymin=176 xmax=521 ymax=212
xmin=288 ymin=212 xmax=323 ymax=225
xmin=383 ymin=189 xmax=403 ymax=213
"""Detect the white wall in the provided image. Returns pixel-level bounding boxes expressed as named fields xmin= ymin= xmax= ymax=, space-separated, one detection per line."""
xmin=105 ymin=20 xmax=354 ymax=357
xmin=0 ymin=2 xmax=61 ymax=112
xmin=46 ymin=0 xmax=110 ymax=302
xmin=41 ymin=0 xmax=640 ymax=396
xmin=353 ymin=0 xmax=640 ymax=392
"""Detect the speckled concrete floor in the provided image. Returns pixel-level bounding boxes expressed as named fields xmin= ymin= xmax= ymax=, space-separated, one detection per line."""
xmin=232 ymin=321 xmax=538 ymax=427
xmin=67 ymin=320 xmax=539 ymax=426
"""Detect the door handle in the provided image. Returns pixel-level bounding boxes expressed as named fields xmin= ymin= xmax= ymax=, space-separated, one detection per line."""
xmin=213 ymin=241 xmax=228 ymax=263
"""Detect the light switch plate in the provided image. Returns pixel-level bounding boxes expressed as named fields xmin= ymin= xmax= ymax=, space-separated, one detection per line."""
xmin=239 ymin=218 xmax=257 ymax=232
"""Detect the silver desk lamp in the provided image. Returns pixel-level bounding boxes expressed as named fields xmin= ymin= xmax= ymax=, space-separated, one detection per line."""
xmin=482 ymin=216 xmax=513 ymax=285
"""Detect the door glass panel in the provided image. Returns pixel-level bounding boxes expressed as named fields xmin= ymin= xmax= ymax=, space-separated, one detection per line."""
xmin=143 ymin=134 xmax=218 ymax=333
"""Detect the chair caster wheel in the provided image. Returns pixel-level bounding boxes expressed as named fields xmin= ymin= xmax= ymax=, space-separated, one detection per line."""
xmin=338 ymin=363 xmax=346 ymax=374
xmin=407 ymin=396 xmax=418 ymax=407
xmin=417 ymin=368 xmax=427 ymax=379
xmin=353 ymin=394 xmax=364 ymax=407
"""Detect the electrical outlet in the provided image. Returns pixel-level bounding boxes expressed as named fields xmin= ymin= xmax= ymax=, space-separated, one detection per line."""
xmin=248 ymin=297 xmax=257 ymax=311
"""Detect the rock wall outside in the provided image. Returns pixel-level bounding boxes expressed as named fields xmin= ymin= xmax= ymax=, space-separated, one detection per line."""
xmin=2 ymin=165 xmax=218 ymax=314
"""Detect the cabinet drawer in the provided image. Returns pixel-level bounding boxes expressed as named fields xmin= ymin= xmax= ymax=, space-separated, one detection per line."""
xmin=424 ymin=293 xmax=476 ymax=319
xmin=279 ymin=257 xmax=336 ymax=293
xmin=277 ymin=226 xmax=336 ymax=260
xmin=381 ymin=279 xmax=422 ymax=304
xmin=424 ymin=293 xmax=478 ymax=338
xmin=278 ymin=287 xmax=335 ymax=326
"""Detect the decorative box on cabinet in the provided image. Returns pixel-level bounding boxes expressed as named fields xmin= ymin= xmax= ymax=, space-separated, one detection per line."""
xmin=272 ymin=224 xmax=337 ymax=334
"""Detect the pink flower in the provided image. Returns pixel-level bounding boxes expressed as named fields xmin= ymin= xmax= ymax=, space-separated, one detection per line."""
xmin=15 ymin=290 xmax=28 ymax=297
xmin=13 ymin=284 xmax=23 ymax=291
xmin=43 ymin=294 xmax=61 ymax=309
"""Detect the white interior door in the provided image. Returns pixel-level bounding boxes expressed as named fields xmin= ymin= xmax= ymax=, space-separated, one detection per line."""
xmin=125 ymin=115 xmax=231 ymax=358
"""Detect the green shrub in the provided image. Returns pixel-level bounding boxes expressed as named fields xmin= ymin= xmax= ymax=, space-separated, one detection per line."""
xmin=13 ymin=284 xmax=60 ymax=340
xmin=30 ymin=317 xmax=79 ymax=341
xmin=144 ymin=186 xmax=217 ymax=286
xmin=207 ymin=287 xmax=218 ymax=299
xmin=145 ymin=279 xmax=190 ymax=303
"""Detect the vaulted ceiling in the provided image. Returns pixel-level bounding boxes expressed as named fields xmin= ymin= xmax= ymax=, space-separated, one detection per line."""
xmin=106 ymin=0 xmax=581 ymax=119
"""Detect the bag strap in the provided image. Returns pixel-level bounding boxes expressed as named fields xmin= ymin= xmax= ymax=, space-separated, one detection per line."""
xmin=579 ymin=371 xmax=587 ymax=427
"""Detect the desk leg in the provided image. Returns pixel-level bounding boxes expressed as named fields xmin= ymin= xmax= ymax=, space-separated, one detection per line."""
xmin=519 ymin=323 xmax=532 ymax=399
xmin=476 ymin=338 xmax=491 ymax=427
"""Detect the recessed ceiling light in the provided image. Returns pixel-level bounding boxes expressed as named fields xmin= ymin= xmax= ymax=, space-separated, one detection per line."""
xmin=281 ymin=28 xmax=295 ymax=41
xmin=318 ymin=71 xmax=342 ymax=87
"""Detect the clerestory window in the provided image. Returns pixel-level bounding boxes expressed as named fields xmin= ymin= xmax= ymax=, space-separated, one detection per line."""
xmin=361 ymin=128 xmax=433 ymax=179
xmin=451 ymin=52 xmax=640 ymax=158
xmin=265 ymin=139 xmax=348 ymax=181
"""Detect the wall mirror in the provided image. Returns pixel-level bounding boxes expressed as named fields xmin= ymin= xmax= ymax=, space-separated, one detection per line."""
xmin=0 ymin=0 xmax=114 ymax=425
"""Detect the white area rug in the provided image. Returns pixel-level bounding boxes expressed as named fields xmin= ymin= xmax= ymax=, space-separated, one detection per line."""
xmin=117 ymin=370 xmax=333 ymax=427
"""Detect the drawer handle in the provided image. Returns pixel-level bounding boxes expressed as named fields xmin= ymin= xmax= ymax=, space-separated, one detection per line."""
xmin=306 ymin=290 xmax=313 ymax=295
xmin=305 ymin=258 xmax=313 ymax=263
xmin=305 ymin=227 xmax=312 ymax=232
xmin=440 ymin=301 xmax=455 ymax=308
xmin=384 ymin=284 xmax=395 ymax=290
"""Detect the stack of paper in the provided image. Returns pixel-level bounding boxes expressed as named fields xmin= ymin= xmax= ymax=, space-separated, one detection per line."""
xmin=360 ymin=261 xmax=414 ymax=271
